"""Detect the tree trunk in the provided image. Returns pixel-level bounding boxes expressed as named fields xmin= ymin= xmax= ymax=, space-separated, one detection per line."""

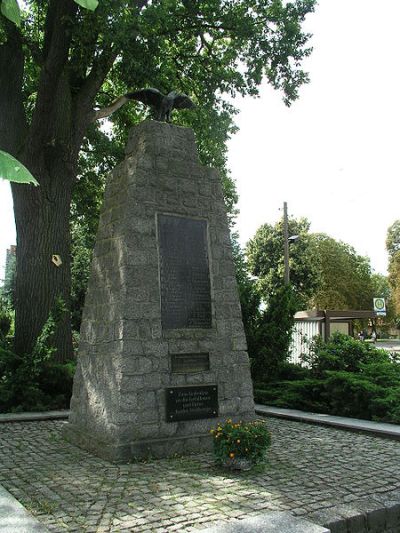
xmin=1 ymin=0 xmax=119 ymax=362
xmin=12 ymin=152 xmax=74 ymax=363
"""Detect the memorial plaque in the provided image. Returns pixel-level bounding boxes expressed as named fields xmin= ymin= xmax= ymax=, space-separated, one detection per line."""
xmin=171 ymin=353 xmax=210 ymax=373
xmin=158 ymin=214 xmax=212 ymax=329
xmin=166 ymin=385 xmax=218 ymax=422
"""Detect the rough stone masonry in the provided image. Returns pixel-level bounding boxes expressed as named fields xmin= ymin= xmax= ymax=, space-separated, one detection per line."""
xmin=63 ymin=120 xmax=255 ymax=461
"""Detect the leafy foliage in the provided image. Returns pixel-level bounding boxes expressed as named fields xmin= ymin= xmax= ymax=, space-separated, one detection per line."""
xmin=247 ymin=217 xmax=320 ymax=307
xmin=231 ymin=234 xmax=262 ymax=358
xmin=1 ymin=0 xmax=20 ymax=26
xmin=255 ymin=333 xmax=400 ymax=423
xmin=0 ymin=150 xmax=38 ymax=185
xmin=387 ymin=220 xmax=400 ymax=320
xmin=251 ymin=285 xmax=298 ymax=382
xmin=300 ymin=332 xmax=388 ymax=376
xmin=0 ymin=296 xmax=75 ymax=412
xmin=308 ymin=234 xmax=374 ymax=310
xmin=211 ymin=419 xmax=271 ymax=466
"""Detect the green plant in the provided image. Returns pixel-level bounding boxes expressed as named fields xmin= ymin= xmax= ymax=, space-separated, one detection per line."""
xmin=251 ymin=285 xmax=298 ymax=382
xmin=0 ymin=310 xmax=11 ymax=339
xmin=0 ymin=296 xmax=75 ymax=413
xmin=301 ymin=332 xmax=389 ymax=376
xmin=255 ymin=333 xmax=400 ymax=423
xmin=211 ymin=419 xmax=271 ymax=466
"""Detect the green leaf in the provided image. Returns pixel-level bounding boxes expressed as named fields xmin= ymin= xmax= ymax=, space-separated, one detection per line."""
xmin=1 ymin=0 xmax=21 ymax=26
xmin=0 ymin=151 xmax=39 ymax=186
xmin=73 ymin=0 xmax=99 ymax=11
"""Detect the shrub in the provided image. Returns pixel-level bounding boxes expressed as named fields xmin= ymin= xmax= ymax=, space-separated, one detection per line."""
xmin=0 ymin=345 xmax=75 ymax=412
xmin=251 ymin=285 xmax=298 ymax=382
xmin=302 ymin=332 xmax=389 ymax=376
xmin=0 ymin=312 xmax=11 ymax=339
xmin=255 ymin=379 xmax=327 ymax=413
xmin=211 ymin=419 xmax=271 ymax=466
xmin=0 ymin=296 xmax=76 ymax=412
xmin=278 ymin=362 xmax=312 ymax=381
xmin=322 ymin=371 xmax=385 ymax=420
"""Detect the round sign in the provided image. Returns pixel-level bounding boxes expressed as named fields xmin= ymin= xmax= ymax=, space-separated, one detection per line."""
xmin=374 ymin=298 xmax=385 ymax=310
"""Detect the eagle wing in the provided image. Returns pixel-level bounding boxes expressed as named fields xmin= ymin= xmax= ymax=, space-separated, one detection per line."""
xmin=170 ymin=92 xmax=196 ymax=110
xmin=125 ymin=88 xmax=164 ymax=107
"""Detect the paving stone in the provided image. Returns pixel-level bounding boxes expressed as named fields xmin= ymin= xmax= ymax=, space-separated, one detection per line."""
xmin=1 ymin=418 xmax=400 ymax=531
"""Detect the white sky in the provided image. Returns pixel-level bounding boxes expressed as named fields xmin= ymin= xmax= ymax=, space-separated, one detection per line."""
xmin=1 ymin=0 xmax=399 ymax=278
xmin=229 ymin=0 xmax=400 ymax=276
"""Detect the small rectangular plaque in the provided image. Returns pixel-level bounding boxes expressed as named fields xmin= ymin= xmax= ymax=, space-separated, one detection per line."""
xmin=171 ymin=353 xmax=210 ymax=373
xmin=158 ymin=214 xmax=212 ymax=329
xmin=166 ymin=385 xmax=218 ymax=422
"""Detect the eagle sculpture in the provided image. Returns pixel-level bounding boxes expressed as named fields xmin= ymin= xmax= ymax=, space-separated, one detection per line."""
xmin=93 ymin=88 xmax=195 ymax=123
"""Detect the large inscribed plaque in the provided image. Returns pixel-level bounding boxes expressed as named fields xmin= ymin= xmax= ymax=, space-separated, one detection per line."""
xmin=158 ymin=214 xmax=212 ymax=329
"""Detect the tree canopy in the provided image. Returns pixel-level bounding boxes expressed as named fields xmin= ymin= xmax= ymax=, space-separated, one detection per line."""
xmin=246 ymin=217 xmax=377 ymax=312
xmin=246 ymin=216 xmax=320 ymax=307
xmin=0 ymin=0 xmax=316 ymax=360
xmin=387 ymin=220 xmax=400 ymax=319
xmin=308 ymin=233 xmax=374 ymax=310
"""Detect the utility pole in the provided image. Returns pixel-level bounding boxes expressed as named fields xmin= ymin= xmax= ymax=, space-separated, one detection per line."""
xmin=283 ymin=201 xmax=290 ymax=285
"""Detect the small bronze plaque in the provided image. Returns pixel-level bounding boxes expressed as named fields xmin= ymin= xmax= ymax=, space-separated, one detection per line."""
xmin=171 ymin=353 xmax=210 ymax=373
xmin=158 ymin=214 xmax=212 ymax=330
xmin=166 ymin=385 xmax=218 ymax=422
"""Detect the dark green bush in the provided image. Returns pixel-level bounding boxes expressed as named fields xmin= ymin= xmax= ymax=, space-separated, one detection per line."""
xmin=278 ymin=362 xmax=312 ymax=381
xmin=303 ymin=332 xmax=389 ymax=376
xmin=255 ymin=378 xmax=327 ymax=413
xmin=0 ymin=297 xmax=75 ymax=413
xmin=251 ymin=285 xmax=298 ymax=382
xmin=0 ymin=345 xmax=75 ymax=413
xmin=256 ymin=333 xmax=400 ymax=424
xmin=322 ymin=371 xmax=385 ymax=420
xmin=0 ymin=312 xmax=11 ymax=338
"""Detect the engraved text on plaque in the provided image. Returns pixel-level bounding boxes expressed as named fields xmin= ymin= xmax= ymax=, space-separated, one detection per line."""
xmin=158 ymin=215 xmax=212 ymax=329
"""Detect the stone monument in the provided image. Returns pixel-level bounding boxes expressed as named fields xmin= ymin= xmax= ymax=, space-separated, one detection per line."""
xmin=63 ymin=120 xmax=255 ymax=461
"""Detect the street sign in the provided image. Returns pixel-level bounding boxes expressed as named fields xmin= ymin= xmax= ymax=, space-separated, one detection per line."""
xmin=373 ymin=297 xmax=386 ymax=316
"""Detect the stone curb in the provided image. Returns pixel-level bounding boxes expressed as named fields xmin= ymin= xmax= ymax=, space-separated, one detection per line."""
xmin=0 ymin=485 xmax=48 ymax=532
xmin=190 ymin=511 xmax=330 ymax=532
xmin=307 ymin=498 xmax=400 ymax=533
xmin=255 ymin=404 xmax=400 ymax=441
xmin=0 ymin=411 xmax=69 ymax=423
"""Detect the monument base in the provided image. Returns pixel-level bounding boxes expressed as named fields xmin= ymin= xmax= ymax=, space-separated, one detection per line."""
xmin=63 ymin=424 xmax=213 ymax=462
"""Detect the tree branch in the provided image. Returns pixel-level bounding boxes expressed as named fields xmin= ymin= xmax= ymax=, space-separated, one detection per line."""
xmin=27 ymin=0 xmax=78 ymax=155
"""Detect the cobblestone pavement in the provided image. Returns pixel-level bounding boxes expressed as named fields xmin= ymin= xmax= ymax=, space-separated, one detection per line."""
xmin=1 ymin=417 xmax=400 ymax=532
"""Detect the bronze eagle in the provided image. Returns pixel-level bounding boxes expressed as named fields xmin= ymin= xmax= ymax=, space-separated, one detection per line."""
xmin=125 ymin=89 xmax=195 ymax=122
xmin=93 ymin=88 xmax=195 ymax=123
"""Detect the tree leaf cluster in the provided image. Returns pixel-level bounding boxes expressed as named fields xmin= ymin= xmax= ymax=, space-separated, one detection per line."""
xmin=246 ymin=216 xmax=321 ymax=308
xmin=308 ymin=233 xmax=374 ymax=310
xmin=246 ymin=217 xmax=380 ymax=312
xmin=387 ymin=220 xmax=400 ymax=320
